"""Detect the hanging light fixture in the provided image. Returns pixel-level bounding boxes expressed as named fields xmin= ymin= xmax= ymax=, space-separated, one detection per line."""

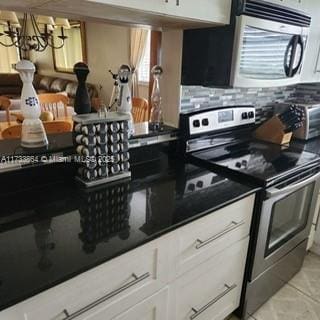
xmin=0 ymin=11 xmax=70 ymax=52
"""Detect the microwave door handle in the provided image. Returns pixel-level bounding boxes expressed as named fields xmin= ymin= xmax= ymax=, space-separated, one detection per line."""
xmin=266 ymin=172 xmax=320 ymax=198
xmin=284 ymin=36 xmax=296 ymax=77
xmin=291 ymin=35 xmax=304 ymax=77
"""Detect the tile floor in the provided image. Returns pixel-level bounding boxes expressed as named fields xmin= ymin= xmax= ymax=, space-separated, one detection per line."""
xmin=229 ymin=253 xmax=320 ymax=320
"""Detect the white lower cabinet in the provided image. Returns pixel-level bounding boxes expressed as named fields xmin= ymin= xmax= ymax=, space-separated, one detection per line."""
xmin=0 ymin=195 xmax=255 ymax=320
xmin=1 ymin=235 xmax=173 ymax=320
xmin=111 ymin=288 xmax=169 ymax=320
xmin=170 ymin=238 xmax=249 ymax=320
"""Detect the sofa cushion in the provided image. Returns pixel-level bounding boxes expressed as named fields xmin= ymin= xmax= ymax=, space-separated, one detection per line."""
xmin=50 ymin=79 xmax=69 ymax=93
xmin=0 ymin=73 xmax=22 ymax=87
xmin=38 ymin=76 xmax=55 ymax=91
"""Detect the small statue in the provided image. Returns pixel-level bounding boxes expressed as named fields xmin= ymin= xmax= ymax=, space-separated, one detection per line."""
xmin=149 ymin=65 xmax=163 ymax=131
xmin=74 ymin=62 xmax=91 ymax=114
xmin=16 ymin=60 xmax=48 ymax=148
xmin=117 ymin=65 xmax=134 ymax=136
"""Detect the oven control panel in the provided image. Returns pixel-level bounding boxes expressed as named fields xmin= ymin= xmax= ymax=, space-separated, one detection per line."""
xmin=187 ymin=107 xmax=256 ymax=136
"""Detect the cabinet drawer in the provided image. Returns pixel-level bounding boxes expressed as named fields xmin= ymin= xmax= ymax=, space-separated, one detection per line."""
xmin=171 ymin=238 xmax=249 ymax=320
xmin=176 ymin=195 xmax=254 ymax=275
xmin=20 ymin=236 xmax=171 ymax=320
xmin=111 ymin=288 xmax=168 ymax=320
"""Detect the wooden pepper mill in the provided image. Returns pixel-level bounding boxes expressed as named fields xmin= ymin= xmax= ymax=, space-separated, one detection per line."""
xmin=74 ymin=62 xmax=91 ymax=114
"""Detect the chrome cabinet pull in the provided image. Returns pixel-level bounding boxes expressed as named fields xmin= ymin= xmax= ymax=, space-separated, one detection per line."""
xmin=52 ymin=272 xmax=150 ymax=320
xmin=176 ymin=0 xmax=180 ymax=5
xmin=195 ymin=221 xmax=245 ymax=249
xmin=190 ymin=284 xmax=237 ymax=320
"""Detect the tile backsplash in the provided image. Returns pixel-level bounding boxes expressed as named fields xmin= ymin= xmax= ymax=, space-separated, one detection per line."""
xmin=294 ymin=83 xmax=320 ymax=103
xmin=180 ymin=85 xmax=296 ymax=123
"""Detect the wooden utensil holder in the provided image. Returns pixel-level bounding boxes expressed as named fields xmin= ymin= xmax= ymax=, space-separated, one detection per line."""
xmin=254 ymin=115 xmax=292 ymax=145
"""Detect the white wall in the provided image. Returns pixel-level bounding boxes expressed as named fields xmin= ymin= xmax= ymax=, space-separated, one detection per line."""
xmin=30 ymin=22 xmax=130 ymax=104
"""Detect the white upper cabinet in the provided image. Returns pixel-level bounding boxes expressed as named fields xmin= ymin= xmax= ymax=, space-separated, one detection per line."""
xmin=29 ymin=0 xmax=231 ymax=28
xmin=165 ymin=0 xmax=231 ymax=25
xmin=89 ymin=0 xmax=231 ymax=25
xmin=298 ymin=0 xmax=320 ymax=83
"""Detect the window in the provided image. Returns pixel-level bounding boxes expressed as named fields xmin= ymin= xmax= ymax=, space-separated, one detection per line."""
xmin=0 ymin=25 xmax=19 ymax=73
xmin=138 ymin=30 xmax=151 ymax=83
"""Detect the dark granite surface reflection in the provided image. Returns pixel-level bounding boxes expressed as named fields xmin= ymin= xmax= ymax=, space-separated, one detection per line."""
xmin=0 ymin=156 xmax=258 ymax=311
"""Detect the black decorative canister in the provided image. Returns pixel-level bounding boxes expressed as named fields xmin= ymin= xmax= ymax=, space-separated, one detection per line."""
xmin=74 ymin=62 xmax=91 ymax=114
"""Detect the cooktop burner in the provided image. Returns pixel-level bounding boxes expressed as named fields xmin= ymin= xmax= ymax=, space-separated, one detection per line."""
xmin=191 ymin=140 xmax=320 ymax=187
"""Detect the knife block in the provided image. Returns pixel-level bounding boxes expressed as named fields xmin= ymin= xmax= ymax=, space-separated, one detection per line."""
xmin=254 ymin=115 xmax=292 ymax=145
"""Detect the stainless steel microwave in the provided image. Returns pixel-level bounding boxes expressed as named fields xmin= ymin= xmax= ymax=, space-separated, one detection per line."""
xmin=181 ymin=0 xmax=311 ymax=88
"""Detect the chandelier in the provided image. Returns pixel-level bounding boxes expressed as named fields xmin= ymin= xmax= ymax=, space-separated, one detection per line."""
xmin=0 ymin=11 xmax=71 ymax=52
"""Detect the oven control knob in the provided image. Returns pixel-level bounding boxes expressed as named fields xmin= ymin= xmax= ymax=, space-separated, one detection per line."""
xmin=202 ymin=118 xmax=209 ymax=126
xmin=248 ymin=111 xmax=255 ymax=119
xmin=193 ymin=120 xmax=201 ymax=128
xmin=236 ymin=162 xmax=242 ymax=168
xmin=187 ymin=183 xmax=195 ymax=191
xmin=242 ymin=112 xmax=248 ymax=120
xmin=196 ymin=181 xmax=204 ymax=188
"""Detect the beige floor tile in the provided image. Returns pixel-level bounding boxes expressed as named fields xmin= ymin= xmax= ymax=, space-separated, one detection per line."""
xmin=289 ymin=253 xmax=320 ymax=302
xmin=253 ymin=284 xmax=320 ymax=320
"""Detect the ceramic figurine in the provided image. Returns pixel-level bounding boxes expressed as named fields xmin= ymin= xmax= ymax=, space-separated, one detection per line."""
xmin=74 ymin=62 xmax=92 ymax=114
xmin=149 ymin=65 xmax=163 ymax=131
xmin=16 ymin=60 xmax=48 ymax=148
xmin=117 ymin=65 xmax=134 ymax=136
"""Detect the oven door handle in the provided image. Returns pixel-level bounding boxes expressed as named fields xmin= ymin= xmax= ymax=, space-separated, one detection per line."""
xmin=266 ymin=172 xmax=320 ymax=198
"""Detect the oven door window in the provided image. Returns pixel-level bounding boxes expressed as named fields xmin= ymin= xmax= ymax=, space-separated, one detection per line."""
xmin=240 ymin=26 xmax=303 ymax=80
xmin=265 ymin=183 xmax=314 ymax=257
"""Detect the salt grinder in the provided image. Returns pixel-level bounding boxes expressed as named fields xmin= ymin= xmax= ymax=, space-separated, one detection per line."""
xmin=16 ymin=60 xmax=48 ymax=148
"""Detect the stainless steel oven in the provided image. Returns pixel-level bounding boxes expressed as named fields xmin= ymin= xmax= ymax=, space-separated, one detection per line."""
xmin=179 ymin=106 xmax=320 ymax=319
xmin=251 ymin=168 xmax=320 ymax=280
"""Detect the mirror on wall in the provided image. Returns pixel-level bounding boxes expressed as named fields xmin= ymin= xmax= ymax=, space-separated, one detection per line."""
xmin=52 ymin=21 xmax=87 ymax=73
xmin=0 ymin=11 xmax=162 ymax=153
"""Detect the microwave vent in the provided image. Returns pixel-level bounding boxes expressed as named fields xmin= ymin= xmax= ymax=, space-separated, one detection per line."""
xmin=239 ymin=0 xmax=311 ymax=27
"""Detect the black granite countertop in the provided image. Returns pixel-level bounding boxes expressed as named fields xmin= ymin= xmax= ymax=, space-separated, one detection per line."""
xmin=0 ymin=122 xmax=178 ymax=158
xmin=0 ymin=152 xmax=258 ymax=312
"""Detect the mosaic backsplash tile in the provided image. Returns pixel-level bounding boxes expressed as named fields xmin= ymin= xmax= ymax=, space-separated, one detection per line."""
xmin=180 ymin=85 xmax=296 ymax=123
xmin=294 ymin=83 xmax=320 ymax=103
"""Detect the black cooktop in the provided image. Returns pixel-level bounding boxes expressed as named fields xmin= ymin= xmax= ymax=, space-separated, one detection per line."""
xmin=191 ymin=140 xmax=320 ymax=187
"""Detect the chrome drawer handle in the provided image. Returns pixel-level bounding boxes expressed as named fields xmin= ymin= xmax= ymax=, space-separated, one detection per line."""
xmin=52 ymin=272 xmax=150 ymax=320
xmin=195 ymin=221 xmax=245 ymax=249
xmin=190 ymin=284 xmax=237 ymax=320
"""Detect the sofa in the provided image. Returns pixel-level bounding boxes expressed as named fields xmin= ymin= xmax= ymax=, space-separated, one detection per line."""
xmin=0 ymin=73 xmax=99 ymax=106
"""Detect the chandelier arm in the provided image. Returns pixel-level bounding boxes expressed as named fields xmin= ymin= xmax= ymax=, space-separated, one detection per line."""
xmin=47 ymin=37 xmax=66 ymax=50
xmin=30 ymin=15 xmax=49 ymax=50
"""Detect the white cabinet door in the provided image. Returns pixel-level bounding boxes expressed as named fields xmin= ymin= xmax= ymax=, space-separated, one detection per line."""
xmin=170 ymin=238 xmax=249 ymax=320
xmin=175 ymin=195 xmax=255 ymax=276
xmin=38 ymin=0 xmax=231 ymax=27
xmin=111 ymin=288 xmax=168 ymax=320
xmin=19 ymin=235 xmax=173 ymax=320
xmin=64 ymin=287 xmax=169 ymax=320
xmin=167 ymin=0 xmax=231 ymax=25
xmin=85 ymin=0 xmax=169 ymax=15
